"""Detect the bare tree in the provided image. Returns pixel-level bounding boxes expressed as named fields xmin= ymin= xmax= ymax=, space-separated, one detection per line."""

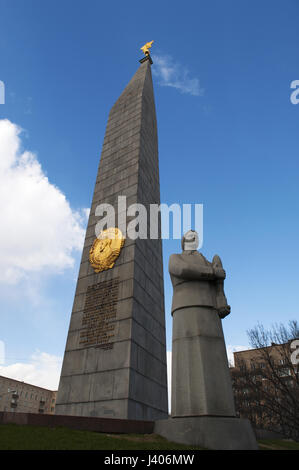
xmin=231 ymin=320 xmax=299 ymax=441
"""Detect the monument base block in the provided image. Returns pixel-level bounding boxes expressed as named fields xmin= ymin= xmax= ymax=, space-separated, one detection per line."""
xmin=154 ymin=416 xmax=258 ymax=450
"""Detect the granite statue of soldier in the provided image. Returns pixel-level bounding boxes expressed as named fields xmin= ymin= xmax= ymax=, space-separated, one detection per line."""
xmin=169 ymin=230 xmax=236 ymax=417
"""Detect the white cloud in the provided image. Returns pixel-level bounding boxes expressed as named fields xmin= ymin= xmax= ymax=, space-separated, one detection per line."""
xmin=152 ymin=54 xmax=204 ymax=97
xmin=83 ymin=207 xmax=90 ymax=219
xmin=0 ymin=119 xmax=88 ymax=284
xmin=226 ymin=344 xmax=250 ymax=367
xmin=0 ymin=341 xmax=5 ymax=365
xmin=0 ymin=351 xmax=62 ymax=390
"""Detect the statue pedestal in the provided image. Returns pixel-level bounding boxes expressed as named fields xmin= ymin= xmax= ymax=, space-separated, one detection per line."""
xmin=154 ymin=416 xmax=258 ymax=450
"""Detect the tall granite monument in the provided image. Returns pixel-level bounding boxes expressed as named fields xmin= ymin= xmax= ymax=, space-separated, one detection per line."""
xmin=55 ymin=48 xmax=168 ymax=420
xmin=155 ymin=230 xmax=258 ymax=449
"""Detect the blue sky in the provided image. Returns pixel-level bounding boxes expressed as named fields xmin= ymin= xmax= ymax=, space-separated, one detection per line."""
xmin=0 ymin=0 xmax=298 ymax=389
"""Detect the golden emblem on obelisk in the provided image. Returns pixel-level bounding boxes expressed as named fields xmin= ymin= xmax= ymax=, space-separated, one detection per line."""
xmin=141 ymin=40 xmax=154 ymax=56
xmin=89 ymin=228 xmax=125 ymax=273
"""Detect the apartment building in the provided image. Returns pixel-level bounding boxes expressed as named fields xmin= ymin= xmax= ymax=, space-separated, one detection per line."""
xmin=0 ymin=375 xmax=57 ymax=414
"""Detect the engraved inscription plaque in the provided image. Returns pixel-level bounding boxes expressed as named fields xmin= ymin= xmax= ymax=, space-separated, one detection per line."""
xmin=79 ymin=278 xmax=119 ymax=349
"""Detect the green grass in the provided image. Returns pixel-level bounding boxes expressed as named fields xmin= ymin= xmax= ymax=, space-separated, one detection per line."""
xmin=1 ymin=424 xmax=298 ymax=450
xmin=258 ymin=439 xmax=299 ymax=450
xmin=0 ymin=424 xmax=203 ymax=450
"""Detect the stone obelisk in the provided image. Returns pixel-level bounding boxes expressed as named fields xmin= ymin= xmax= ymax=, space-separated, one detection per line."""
xmin=55 ymin=52 xmax=168 ymax=420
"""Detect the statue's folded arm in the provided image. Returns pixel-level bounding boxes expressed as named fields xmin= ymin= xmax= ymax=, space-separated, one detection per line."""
xmin=169 ymin=254 xmax=215 ymax=281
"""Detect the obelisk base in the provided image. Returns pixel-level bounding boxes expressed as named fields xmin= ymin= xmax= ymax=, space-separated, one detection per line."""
xmin=154 ymin=416 xmax=258 ymax=450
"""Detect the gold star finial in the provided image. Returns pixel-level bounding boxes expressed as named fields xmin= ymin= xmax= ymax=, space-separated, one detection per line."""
xmin=141 ymin=40 xmax=154 ymax=56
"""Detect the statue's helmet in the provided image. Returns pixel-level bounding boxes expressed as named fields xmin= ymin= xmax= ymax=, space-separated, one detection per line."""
xmin=181 ymin=230 xmax=199 ymax=251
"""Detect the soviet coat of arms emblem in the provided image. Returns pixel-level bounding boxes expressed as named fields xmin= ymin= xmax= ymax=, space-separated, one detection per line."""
xmin=89 ymin=227 xmax=125 ymax=273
